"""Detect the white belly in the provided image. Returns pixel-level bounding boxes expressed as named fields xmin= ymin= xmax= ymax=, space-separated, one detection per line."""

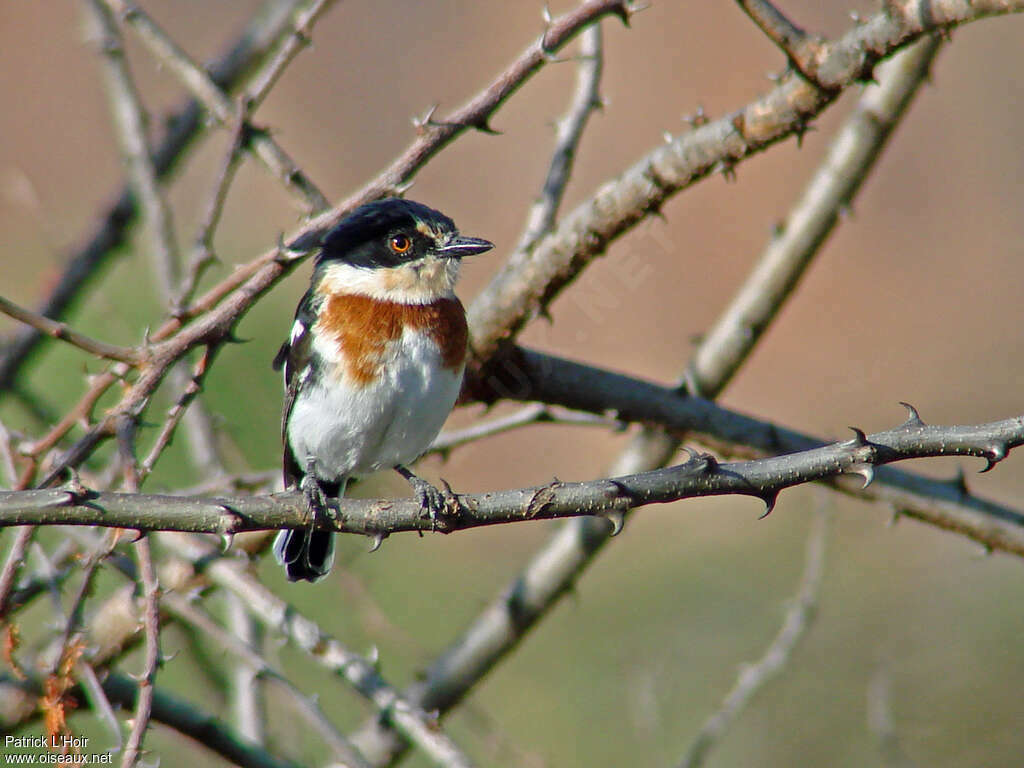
xmin=287 ymin=328 xmax=462 ymax=484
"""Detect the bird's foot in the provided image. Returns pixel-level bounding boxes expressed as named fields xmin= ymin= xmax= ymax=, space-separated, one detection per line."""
xmin=395 ymin=466 xmax=459 ymax=531
xmin=301 ymin=473 xmax=329 ymax=519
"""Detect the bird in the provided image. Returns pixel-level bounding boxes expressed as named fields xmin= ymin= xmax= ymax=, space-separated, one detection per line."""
xmin=272 ymin=198 xmax=493 ymax=582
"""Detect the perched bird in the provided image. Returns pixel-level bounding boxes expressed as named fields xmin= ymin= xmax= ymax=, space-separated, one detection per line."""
xmin=272 ymin=198 xmax=493 ymax=581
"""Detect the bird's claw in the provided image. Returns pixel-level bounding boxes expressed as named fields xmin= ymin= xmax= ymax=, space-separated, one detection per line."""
xmin=396 ymin=467 xmax=458 ymax=531
xmin=301 ymin=473 xmax=329 ymax=519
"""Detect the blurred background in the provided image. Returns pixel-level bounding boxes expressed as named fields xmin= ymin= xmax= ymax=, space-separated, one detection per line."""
xmin=1 ymin=1 xmax=1023 ymax=766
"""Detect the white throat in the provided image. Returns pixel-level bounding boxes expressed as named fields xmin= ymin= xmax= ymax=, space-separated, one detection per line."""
xmin=317 ymin=258 xmax=460 ymax=304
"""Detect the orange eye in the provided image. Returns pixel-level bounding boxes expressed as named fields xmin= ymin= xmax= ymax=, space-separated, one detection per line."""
xmin=389 ymin=235 xmax=412 ymax=254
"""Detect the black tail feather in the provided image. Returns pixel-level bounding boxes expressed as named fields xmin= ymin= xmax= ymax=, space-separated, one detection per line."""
xmin=274 ymin=526 xmax=335 ymax=582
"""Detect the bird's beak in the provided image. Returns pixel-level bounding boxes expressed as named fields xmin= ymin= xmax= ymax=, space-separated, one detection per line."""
xmin=438 ymin=235 xmax=494 ymax=258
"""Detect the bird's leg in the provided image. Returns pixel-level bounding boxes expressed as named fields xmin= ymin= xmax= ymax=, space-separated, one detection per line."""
xmin=395 ymin=465 xmax=458 ymax=530
xmin=302 ymin=457 xmax=329 ymax=519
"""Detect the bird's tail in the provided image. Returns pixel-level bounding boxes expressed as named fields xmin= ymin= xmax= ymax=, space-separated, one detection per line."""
xmin=274 ymin=477 xmax=343 ymax=582
xmin=273 ymin=526 xmax=335 ymax=582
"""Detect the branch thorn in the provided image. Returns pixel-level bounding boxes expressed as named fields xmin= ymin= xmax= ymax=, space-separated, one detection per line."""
xmin=898 ymin=402 xmax=925 ymax=428
xmin=684 ymin=105 xmax=707 ymax=127
xmin=793 ymin=119 xmax=815 ymax=147
xmin=680 ymin=446 xmax=713 ymax=475
xmin=368 ymin=532 xmax=387 ymax=553
xmin=757 ymin=492 xmax=778 ymax=519
xmin=471 ymin=118 xmax=502 ymax=135
xmin=715 ymin=159 xmax=737 ymax=182
xmin=599 ymin=509 xmax=625 ymax=536
xmin=411 ymin=104 xmax=439 ymax=134
xmin=61 ymin=467 xmax=93 ymax=503
xmin=845 ymin=427 xmax=869 ymax=447
xmin=620 ymin=1 xmax=650 ymax=25
xmin=979 ymin=443 xmax=1007 ymax=473
xmin=846 ymin=463 xmax=874 ymax=489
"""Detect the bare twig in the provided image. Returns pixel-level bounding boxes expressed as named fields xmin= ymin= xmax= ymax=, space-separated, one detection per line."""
xmin=77 ymin=662 xmax=124 ymax=750
xmin=686 ymin=36 xmax=944 ymax=399
xmin=161 ymin=534 xmax=478 ymax=768
xmin=464 ymin=0 xmax=1024 ymax=364
xmin=99 ymin=672 xmax=302 ymax=768
xmin=326 ymin=0 xmax=633 ymax=224
xmin=175 ymin=119 xmax=249 ymax=314
xmin=51 ymin=530 xmax=120 ymax=674
xmin=112 ymin=415 xmax=161 ymax=768
xmin=734 ymin=0 xmax=827 ymax=87
xmin=86 ymin=0 xmax=181 ymax=300
xmin=0 ymin=667 xmax=301 ymax=768
xmin=867 ymin=668 xmax=918 ymax=768
xmin=243 ymin=0 xmax=340 ymax=112
xmin=1 ymin=411 xmax=1021 ymax=545
xmin=369 ymin=41 xmax=950 ymax=760
xmin=32 ymin=533 xmax=123 ymax=749
xmin=100 ymin=0 xmax=330 ymax=213
xmin=609 ymin=34 xmax=944 ymax=482
xmin=145 ymin=0 xmax=633 ymax=346
xmin=0 ymin=0 xmax=316 ymax=393
xmin=164 ymin=591 xmax=371 ymax=768
xmin=87 ymin=0 xmax=228 ymax=483
xmin=119 ymin=536 xmax=160 ymax=768
xmin=429 ymin=403 xmax=621 ymax=456
xmin=1 ymin=551 xmax=76 ymax=619
xmin=30 ymin=0 xmax=639 ymax=490
xmin=515 ymin=23 xmax=604 ymax=251
xmin=224 ymin=594 xmax=266 ymax=747
xmin=484 ymin=349 xmax=1024 ymax=553
xmin=679 ymin=509 xmax=829 ymax=768
xmin=139 ymin=344 xmax=221 ymax=480
xmin=0 ymin=529 xmax=36 ymax=619
xmin=0 ymin=295 xmax=139 ymax=364
xmin=178 ymin=0 xmax=341 ymax=310
xmin=0 ymin=420 xmax=19 ymax=487
xmin=23 ymin=366 xmax=124 ymax=484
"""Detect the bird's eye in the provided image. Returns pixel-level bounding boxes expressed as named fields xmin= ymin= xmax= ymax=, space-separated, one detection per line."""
xmin=389 ymin=235 xmax=412 ymax=254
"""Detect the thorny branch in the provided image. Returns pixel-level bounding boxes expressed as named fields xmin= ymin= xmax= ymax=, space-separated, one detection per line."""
xmin=2 ymin=411 xmax=1021 ymax=541
xmin=346 ymin=32 xmax=993 ymax=759
xmin=163 ymin=593 xmax=370 ymax=768
xmin=428 ymin=403 xmax=623 ymax=457
xmin=2 ymin=2 xmax=1023 ymax=766
xmin=515 ymin=22 xmax=604 ymax=252
xmin=160 ymin=534 xmax=478 ymax=768
xmin=0 ymin=0 xmax=316 ymax=392
xmin=100 ymin=0 xmax=331 ymax=213
xmin=16 ymin=0 xmax=635 ymax=496
xmin=87 ymin=0 xmax=182 ymax=302
xmin=0 ymin=669 xmax=302 ymax=768
xmin=243 ymin=0 xmax=341 ymax=112
xmin=463 ymin=0 xmax=1024 ymax=363
xmin=488 ymin=349 xmax=1024 ymax=554
xmin=0 ymin=296 xmax=139 ymax=365
xmin=119 ymin=536 xmax=160 ymax=768
xmin=679 ymin=509 xmax=829 ymax=768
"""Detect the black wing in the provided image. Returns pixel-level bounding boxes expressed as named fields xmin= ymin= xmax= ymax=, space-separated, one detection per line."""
xmin=274 ymin=288 xmax=320 ymax=490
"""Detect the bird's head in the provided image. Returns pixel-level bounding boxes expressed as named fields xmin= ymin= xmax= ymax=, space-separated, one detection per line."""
xmin=314 ymin=198 xmax=493 ymax=304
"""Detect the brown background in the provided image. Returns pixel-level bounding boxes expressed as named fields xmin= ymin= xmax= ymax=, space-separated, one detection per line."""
xmin=2 ymin=2 xmax=1023 ymax=766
